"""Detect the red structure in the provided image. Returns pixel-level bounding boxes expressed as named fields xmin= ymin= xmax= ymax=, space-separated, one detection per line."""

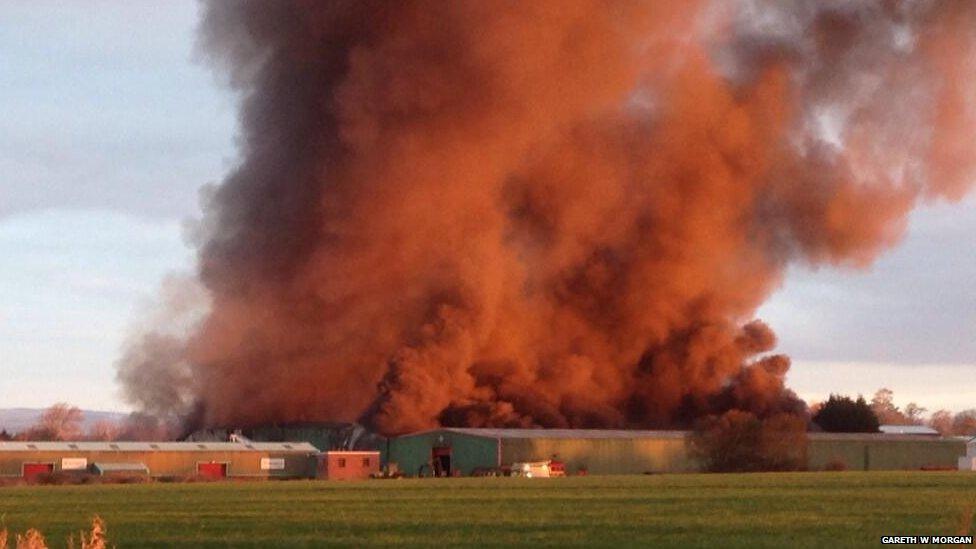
xmin=197 ymin=462 xmax=228 ymax=479
xmin=22 ymin=462 xmax=53 ymax=481
xmin=322 ymin=451 xmax=380 ymax=480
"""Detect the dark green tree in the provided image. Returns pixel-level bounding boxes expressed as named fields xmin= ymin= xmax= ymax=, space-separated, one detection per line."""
xmin=812 ymin=394 xmax=880 ymax=433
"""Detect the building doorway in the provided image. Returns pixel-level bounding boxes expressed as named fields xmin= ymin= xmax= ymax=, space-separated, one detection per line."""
xmin=197 ymin=462 xmax=228 ymax=479
xmin=22 ymin=462 xmax=54 ymax=482
xmin=431 ymin=447 xmax=452 ymax=477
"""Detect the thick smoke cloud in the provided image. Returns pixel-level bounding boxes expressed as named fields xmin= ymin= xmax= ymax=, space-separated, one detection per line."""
xmin=119 ymin=0 xmax=976 ymax=435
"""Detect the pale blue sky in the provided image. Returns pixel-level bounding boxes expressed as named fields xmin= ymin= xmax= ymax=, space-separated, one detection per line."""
xmin=0 ymin=2 xmax=973 ymax=414
xmin=1 ymin=1 xmax=234 ymax=411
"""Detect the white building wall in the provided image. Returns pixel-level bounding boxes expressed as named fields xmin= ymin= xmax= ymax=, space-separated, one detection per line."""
xmin=959 ymin=441 xmax=976 ymax=471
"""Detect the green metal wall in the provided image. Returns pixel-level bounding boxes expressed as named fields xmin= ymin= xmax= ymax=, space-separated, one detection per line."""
xmin=807 ymin=437 xmax=966 ymax=471
xmin=499 ymin=437 xmax=696 ymax=474
xmin=388 ymin=430 xmax=967 ymax=475
xmin=387 ymin=431 xmax=499 ymax=476
xmin=387 ymin=431 xmax=695 ymax=475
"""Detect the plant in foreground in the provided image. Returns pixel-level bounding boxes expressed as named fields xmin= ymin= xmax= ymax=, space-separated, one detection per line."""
xmin=0 ymin=516 xmax=108 ymax=549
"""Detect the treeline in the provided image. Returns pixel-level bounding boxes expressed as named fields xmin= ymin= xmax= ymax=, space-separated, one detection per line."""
xmin=809 ymin=388 xmax=976 ymax=436
xmin=690 ymin=387 xmax=974 ymax=473
xmin=0 ymin=403 xmax=174 ymax=442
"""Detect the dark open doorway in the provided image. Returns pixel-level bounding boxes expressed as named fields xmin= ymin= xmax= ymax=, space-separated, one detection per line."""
xmin=432 ymin=447 xmax=452 ymax=477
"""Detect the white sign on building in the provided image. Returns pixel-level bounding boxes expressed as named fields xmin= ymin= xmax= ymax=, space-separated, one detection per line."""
xmin=260 ymin=458 xmax=285 ymax=470
xmin=61 ymin=457 xmax=88 ymax=471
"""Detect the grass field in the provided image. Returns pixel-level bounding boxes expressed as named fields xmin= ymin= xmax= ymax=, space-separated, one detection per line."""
xmin=0 ymin=472 xmax=974 ymax=547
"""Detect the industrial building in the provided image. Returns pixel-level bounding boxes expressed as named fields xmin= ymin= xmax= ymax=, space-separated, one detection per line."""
xmin=0 ymin=441 xmax=319 ymax=481
xmin=389 ymin=429 xmax=693 ymax=476
xmin=2 ymin=426 xmax=965 ymax=482
xmin=807 ymin=433 xmax=965 ymax=470
xmin=321 ymin=450 xmax=381 ymax=480
xmin=186 ymin=422 xmax=385 ymax=455
xmin=388 ymin=428 xmax=969 ymax=475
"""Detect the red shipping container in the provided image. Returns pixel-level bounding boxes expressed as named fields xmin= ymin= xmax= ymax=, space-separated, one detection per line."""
xmin=323 ymin=451 xmax=380 ymax=480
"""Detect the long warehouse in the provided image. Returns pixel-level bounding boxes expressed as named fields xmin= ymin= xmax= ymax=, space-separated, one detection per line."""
xmin=0 ymin=440 xmax=319 ymax=481
xmin=388 ymin=428 xmax=969 ymax=476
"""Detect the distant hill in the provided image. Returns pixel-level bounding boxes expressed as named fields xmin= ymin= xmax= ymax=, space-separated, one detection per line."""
xmin=0 ymin=408 xmax=128 ymax=435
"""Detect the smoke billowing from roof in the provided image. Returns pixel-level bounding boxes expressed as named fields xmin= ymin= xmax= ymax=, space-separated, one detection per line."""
xmin=118 ymin=0 xmax=976 ymax=435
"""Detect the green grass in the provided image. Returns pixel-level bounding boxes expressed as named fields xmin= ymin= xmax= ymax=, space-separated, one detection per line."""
xmin=0 ymin=472 xmax=974 ymax=547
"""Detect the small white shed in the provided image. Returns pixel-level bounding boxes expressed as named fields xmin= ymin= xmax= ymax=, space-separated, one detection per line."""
xmin=959 ymin=438 xmax=976 ymax=471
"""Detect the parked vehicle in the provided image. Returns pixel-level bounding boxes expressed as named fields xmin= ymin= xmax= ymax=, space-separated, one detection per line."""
xmin=549 ymin=460 xmax=566 ymax=477
xmin=510 ymin=461 xmax=552 ymax=478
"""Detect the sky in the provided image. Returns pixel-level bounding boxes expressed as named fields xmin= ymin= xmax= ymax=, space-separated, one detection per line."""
xmin=0 ymin=2 xmax=973 ymax=415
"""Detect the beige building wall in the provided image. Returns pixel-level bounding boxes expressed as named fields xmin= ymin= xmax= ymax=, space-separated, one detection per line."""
xmin=0 ymin=450 xmax=318 ymax=478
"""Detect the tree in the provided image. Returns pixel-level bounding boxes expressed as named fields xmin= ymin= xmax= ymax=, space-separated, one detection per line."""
xmin=757 ymin=413 xmax=809 ymax=471
xmin=812 ymin=394 xmax=879 ymax=433
xmin=23 ymin=403 xmax=84 ymax=441
xmin=929 ymin=409 xmax=954 ymax=435
xmin=688 ymin=410 xmax=808 ymax=472
xmin=870 ymin=388 xmax=907 ymax=424
xmin=952 ymin=409 xmax=976 ymax=437
xmin=86 ymin=420 xmax=121 ymax=441
xmin=0 ymin=429 xmax=12 ymax=441
xmin=903 ymin=402 xmax=927 ymax=425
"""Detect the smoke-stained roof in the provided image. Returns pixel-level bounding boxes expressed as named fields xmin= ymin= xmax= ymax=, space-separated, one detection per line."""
xmin=0 ymin=441 xmax=318 ymax=452
xmin=400 ymin=428 xmax=960 ymax=442
xmin=406 ymin=428 xmax=690 ymax=439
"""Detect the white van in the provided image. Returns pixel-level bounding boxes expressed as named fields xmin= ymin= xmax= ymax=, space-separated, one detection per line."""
xmin=511 ymin=461 xmax=551 ymax=478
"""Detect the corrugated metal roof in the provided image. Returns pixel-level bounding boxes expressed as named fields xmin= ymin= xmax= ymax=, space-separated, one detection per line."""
xmin=878 ymin=425 xmax=940 ymax=435
xmin=400 ymin=428 xmax=957 ymax=442
xmin=408 ymin=428 xmax=690 ymax=439
xmin=0 ymin=441 xmax=318 ymax=452
xmin=92 ymin=462 xmax=149 ymax=473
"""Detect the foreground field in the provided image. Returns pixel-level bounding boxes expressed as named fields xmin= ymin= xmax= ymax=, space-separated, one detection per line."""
xmin=0 ymin=472 xmax=974 ymax=547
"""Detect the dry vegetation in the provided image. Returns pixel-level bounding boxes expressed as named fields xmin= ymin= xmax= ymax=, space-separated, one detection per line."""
xmin=0 ymin=517 xmax=106 ymax=549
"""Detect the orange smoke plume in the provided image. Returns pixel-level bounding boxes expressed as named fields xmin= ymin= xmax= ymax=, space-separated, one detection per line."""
xmin=118 ymin=0 xmax=976 ymax=435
